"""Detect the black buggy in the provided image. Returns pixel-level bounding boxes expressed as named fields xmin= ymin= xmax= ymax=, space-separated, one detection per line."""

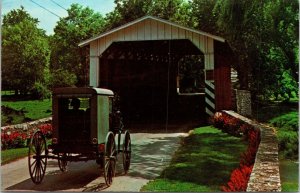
xmin=28 ymin=87 xmax=131 ymax=186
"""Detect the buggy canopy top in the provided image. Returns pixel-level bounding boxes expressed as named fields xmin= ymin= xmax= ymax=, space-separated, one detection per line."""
xmin=53 ymin=87 xmax=114 ymax=96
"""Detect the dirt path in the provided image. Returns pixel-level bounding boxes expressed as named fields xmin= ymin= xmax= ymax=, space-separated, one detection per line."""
xmin=2 ymin=132 xmax=188 ymax=192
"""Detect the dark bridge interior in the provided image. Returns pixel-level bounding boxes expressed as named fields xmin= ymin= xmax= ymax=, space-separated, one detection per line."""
xmin=99 ymin=40 xmax=206 ymax=125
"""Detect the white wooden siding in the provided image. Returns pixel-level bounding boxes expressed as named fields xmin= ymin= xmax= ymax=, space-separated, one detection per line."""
xmin=89 ymin=17 xmax=218 ymax=86
xmin=93 ymin=17 xmax=217 ymax=56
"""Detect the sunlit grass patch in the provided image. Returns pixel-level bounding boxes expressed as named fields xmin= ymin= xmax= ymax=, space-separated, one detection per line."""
xmin=141 ymin=126 xmax=247 ymax=192
xmin=2 ymin=99 xmax=52 ymax=126
xmin=1 ymin=147 xmax=28 ymax=165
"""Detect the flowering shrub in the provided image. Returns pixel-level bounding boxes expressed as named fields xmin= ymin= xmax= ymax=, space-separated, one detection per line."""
xmin=240 ymin=129 xmax=260 ymax=166
xmin=213 ymin=112 xmax=261 ymax=192
xmin=1 ymin=130 xmax=27 ymax=149
xmin=221 ymin=165 xmax=253 ymax=192
xmin=1 ymin=124 xmax=53 ymax=150
xmin=38 ymin=124 xmax=53 ymax=138
xmin=210 ymin=112 xmax=244 ymax=137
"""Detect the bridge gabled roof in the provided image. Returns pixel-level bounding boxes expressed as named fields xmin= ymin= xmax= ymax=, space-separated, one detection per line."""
xmin=79 ymin=15 xmax=225 ymax=47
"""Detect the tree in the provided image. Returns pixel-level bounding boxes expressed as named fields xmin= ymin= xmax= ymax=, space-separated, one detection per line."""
xmin=2 ymin=6 xmax=49 ymax=96
xmin=189 ymin=0 xmax=298 ymax=100
xmin=50 ymin=4 xmax=106 ymax=87
xmin=189 ymin=0 xmax=219 ymax=33
xmin=250 ymin=0 xmax=299 ymax=100
xmin=105 ymin=0 xmax=188 ymax=30
xmin=264 ymin=0 xmax=298 ymax=81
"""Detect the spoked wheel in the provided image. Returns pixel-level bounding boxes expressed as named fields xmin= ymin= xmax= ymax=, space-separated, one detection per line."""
xmin=103 ymin=131 xmax=116 ymax=187
xmin=122 ymin=130 xmax=131 ymax=174
xmin=58 ymin=153 xmax=68 ymax=172
xmin=28 ymin=130 xmax=48 ymax=184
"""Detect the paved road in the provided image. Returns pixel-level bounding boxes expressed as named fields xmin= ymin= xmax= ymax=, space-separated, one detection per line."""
xmin=2 ymin=132 xmax=188 ymax=192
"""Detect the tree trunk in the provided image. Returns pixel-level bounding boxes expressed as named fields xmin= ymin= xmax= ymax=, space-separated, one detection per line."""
xmin=236 ymin=58 xmax=250 ymax=90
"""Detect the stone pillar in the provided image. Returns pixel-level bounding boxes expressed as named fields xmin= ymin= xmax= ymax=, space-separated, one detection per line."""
xmin=236 ymin=90 xmax=252 ymax=117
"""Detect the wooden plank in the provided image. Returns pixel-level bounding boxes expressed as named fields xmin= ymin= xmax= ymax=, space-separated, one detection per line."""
xmin=90 ymin=57 xmax=98 ymax=87
xmin=151 ymin=19 xmax=158 ymax=40
xmin=99 ymin=38 xmax=106 ymax=55
xmin=105 ymin=34 xmax=113 ymax=50
xmin=120 ymin=28 xmax=126 ymax=41
xmin=199 ymin=34 xmax=205 ymax=53
xmin=192 ymin=32 xmax=200 ymax=51
xmin=131 ymin=23 xmax=138 ymax=40
xmin=178 ymin=28 xmax=185 ymax=39
xmin=171 ymin=26 xmax=179 ymax=39
xmin=186 ymin=30 xmax=193 ymax=43
xmin=90 ymin=41 xmax=98 ymax=56
xmin=144 ymin=19 xmax=151 ymax=40
xmin=97 ymin=39 xmax=100 ymax=56
xmin=137 ymin=20 xmax=145 ymax=40
xmin=164 ymin=23 xmax=171 ymax=39
xmin=157 ymin=21 xmax=164 ymax=39
xmin=124 ymin=26 xmax=132 ymax=41
xmin=214 ymin=54 xmax=232 ymax=110
xmin=207 ymin=38 xmax=214 ymax=53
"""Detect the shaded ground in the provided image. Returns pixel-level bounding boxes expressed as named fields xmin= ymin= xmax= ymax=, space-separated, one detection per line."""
xmin=2 ymin=130 xmax=188 ymax=192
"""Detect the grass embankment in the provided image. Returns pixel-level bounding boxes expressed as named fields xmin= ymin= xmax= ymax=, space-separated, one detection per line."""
xmin=253 ymin=102 xmax=298 ymax=192
xmin=1 ymin=140 xmax=51 ymax=165
xmin=141 ymin=126 xmax=247 ymax=192
xmin=1 ymin=98 xmax=52 ymax=126
xmin=1 ymin=147 xmax=28 ymax=165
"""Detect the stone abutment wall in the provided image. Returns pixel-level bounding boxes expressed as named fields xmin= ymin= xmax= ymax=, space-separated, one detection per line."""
xmin=223 ymin=110 xmax=281 ymax=192
xmin=1 ymin=117 xmax=52 ymax=132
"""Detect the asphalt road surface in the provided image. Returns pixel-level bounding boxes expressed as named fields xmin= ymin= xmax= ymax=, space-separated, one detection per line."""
xmin=1 ymin=132 xmax=188 ymax=192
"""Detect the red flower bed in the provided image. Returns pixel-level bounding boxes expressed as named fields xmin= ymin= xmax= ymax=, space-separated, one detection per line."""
xmin=1 ymin=129 xmax=27 ymax=149
xmin=212 ymin=112 xmax=261 ymax=192
xmin=38 ymin=123 xmax=53 ymax=138
xmin=240 ymin=129 xmax=261 ymax=166
xmin=221 ymin=165 xmax=253 ymax=192
xmin=1 ymin=124 xmax=53 ymax=150
xmin=210 ymin=112 xmax=244 ymax=137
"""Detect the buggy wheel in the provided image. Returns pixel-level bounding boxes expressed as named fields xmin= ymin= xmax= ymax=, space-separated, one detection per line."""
xmin=58 ymin=153 xmax=68 ymax=172
xmin=103 ymin=132 xmax=116 ymax=187
xmin=28 ymin=131 xmax=47 ymax=184
xmin=122 ymin=130 xmax=131 ymax=174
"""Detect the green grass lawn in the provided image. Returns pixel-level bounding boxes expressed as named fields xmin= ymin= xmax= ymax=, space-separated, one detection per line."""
xmin=1 ymin=99 xmax=52 ymax=126
xmin=141 ymin=126 xmax=247 ymax=192
xmin=1 ymin=147 xmax=28 ymax=165
xmin=280 ymin=160 xmax=299 ymax=192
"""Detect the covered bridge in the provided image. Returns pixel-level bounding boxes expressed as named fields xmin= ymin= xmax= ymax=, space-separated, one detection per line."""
xmin=79 ymin=16 xmax=233 ymax=123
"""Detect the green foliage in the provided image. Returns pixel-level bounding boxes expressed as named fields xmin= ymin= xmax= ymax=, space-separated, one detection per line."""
xmin=50 ymin=4 xmax=106 ymax=86
xmin=105 ymin=0 xmax=188 ymax=30
xmin=270 ymin=111 xmax=298 ymax=131
xmin=141 ymin=126 xmax=247 ymax=192
xmin=188 ymin=0 xmax=299 ymax=98
xmin=1 ymin=106 xmax=27 ymax=126
xmin=268 ymin=111 xmax=299 ymax=160
xmin=49 ymin=68 xmax=77 ymax=88
xmin=277 ymin=131 xmax=298 ymax=159
xmin=189 ymin=0 xmax=218 ymax=33
xmin=31 ymin=82 xmax=51 ymax=100
xmin=178 ymin=55 xmax=205 ymax=93
xmin=2 ymin=7 xmax=49 ymax=95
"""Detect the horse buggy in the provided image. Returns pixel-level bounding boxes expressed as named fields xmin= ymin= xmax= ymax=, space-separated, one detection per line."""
xmin=28 ymin=87 xmax=131 ymax=186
